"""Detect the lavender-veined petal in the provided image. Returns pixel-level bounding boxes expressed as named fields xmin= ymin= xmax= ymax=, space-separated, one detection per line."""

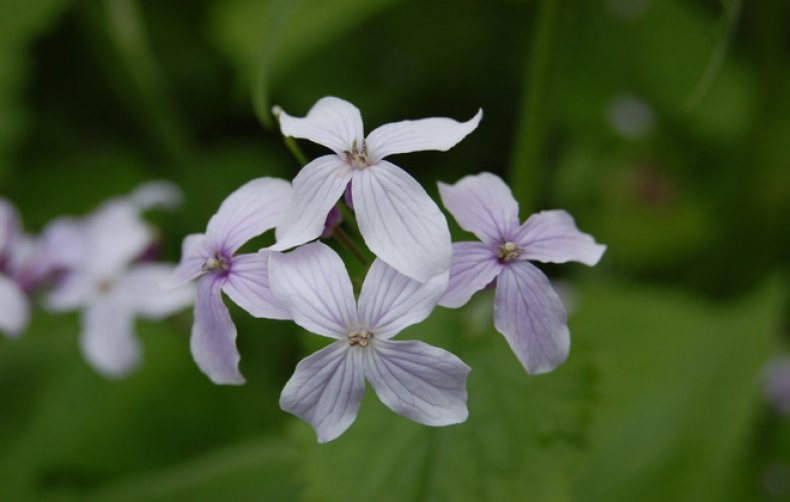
xmin=272 ymin=156 xmax=352 ymax=251
xmin=206 ymin=177 xmax=292 ymax=254
xmin=268 ymin=243 xmax=355 ymax=338
xmin=162 ymin=233 xmax=209 ymax=289
xmin=438 ymin=172 xmax=520 ymax=245
xmin=513 ymin=210 xmax=606 ymax=266
xmin=353 ymin=161 xmax=451 ymax=282
xmin=494 ymin=262 xmax=570 ymax=375
xmin=191 ymin=275 xmax=245 ymax=385
xmin=0 ymin=275 xmax=29 ymax=338
xmin=439 ymin=242 xmax=502 ymax=308
xmin=222 ymin=251 xmax=290 ymax=320
xmin=115 ymin=263 xmax=194 ymax=319
xmin=277 ymin=96 xmax=364 ymax=156
xmin=280 ymin=341 xmax=365 ymax=443
xmin=365 ymin=339 xmax=470 ymax=426
xmin=365 ymin=109 xmax=482 ymax=162
xmin=79 ymin=297 xmax=140 ymax=378
xmin=358 ymin=258 xmax=448 ymax=339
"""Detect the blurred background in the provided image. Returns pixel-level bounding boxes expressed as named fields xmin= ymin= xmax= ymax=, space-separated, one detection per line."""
xmin=0 ymin=0 xmax=788 ymax=500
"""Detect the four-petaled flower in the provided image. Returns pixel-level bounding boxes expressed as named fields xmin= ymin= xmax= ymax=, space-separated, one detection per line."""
xmin=46 ymin=195 xmax=194 ymax=377
xmin=165 ymin=178 xmax=293 ymax=385
xmin=269 ymin=242 xmax=470 ymax=443
xmin=271 ymin=96 xmax=482 ymax=282
xmin=438 ymin=172 xmax=606 ymax=374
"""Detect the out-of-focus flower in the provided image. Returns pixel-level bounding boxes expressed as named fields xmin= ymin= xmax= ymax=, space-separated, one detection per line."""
xmin=271 ymin=96 xmax=482 ymax=282
xmin=438 ymin=172 xmax=606 ymax=374
xmin=763 ymin=357 xmax=790 ymax=415
xmin=46 ymin=187 xmax=193 ymax=378
xmin=0 ymin=200 xmax=29 ymax=337
xmin=164 ymin=178 xmax=292 ymax=385
xmin=269 ymin=242 xmax=469 ymax=443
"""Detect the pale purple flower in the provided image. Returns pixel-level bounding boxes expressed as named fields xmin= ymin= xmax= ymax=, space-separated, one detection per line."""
xmin=164 ymin=178 xmax=293 ymax=385
xmin=47 ymin=197 xmax=194 ymax=378
xmin=271 ymin=96 xmax=482 ymax=282
xmin=269 ymin=241 xmax=470 ymax=443
xmin=0 ymin=199 xmax=85 ymax=338
xmin=438 ymin=172 xmax=606 ymax=374
xmin=0 ymin=199 xmax=29 ymax=337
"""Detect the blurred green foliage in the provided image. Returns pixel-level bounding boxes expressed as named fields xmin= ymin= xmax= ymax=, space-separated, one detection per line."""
xmin=0 ymin=0 xmax=788 ymax=500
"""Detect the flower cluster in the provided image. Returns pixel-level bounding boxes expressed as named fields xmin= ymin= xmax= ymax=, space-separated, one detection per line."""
xmin=1 ymin=182 xmax=194 ymax=377
xmin=168 ymin=97 xmax=606 ymax=442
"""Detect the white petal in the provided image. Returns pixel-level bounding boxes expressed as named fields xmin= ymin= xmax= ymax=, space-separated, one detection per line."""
xmin=365 ymin=109 xmax=482 ymax=161
xmin=358 ymin=258 xmax=448 ymax=339
xmin=222 ymin=251 xmax=290 ymax=320
xmin=128 ymin=180 xmax=183 ymax=210
xmin=439 ymin=242 xmax=502 ymax=308
xmin=438 ymin=172 xmax=520 ymax=244
xmin=353 ymin=161 xmax=452 ymax=282
xmin=84 ymin=200 xmax=152 ymax=280
xmin=280 ymin=341 xmax=365 ymax=443
xmin=494 ymin=262 xmax=570 ymax=375
xmin=36 ymin=217 xmax=86 ymax=273
xmin=115 ymin=263 xmax=194 ymax=319
xmin=277 ymin=96 xmax=364 ymax=155
xmin=513 ymin=210 xmax=606 ymax=266
xmin=365 ymin=339 xmax=470 ymax=426
xmin=80 ymin=298 xmax=140 ymax=378
xmin=272 ymin=156 xmax=353 ymax=251
xmin=206 ymin=177 xmax=292 ymax=254
xmin=162 ymin=234 xmax=209 ymax=289
xmin=0 ymin=275 xmax=29 ymax=338
xmin=191 ymin=276 xmax=245 ymax=385
xmin=46 ymin=272 xmax=96 ymax=311
xmin=268 ymin=243 xmax=355 ymax=338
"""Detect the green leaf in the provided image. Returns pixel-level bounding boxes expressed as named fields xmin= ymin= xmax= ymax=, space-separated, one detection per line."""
xmin=296 ymin=299 xmax=598 ymax=501
xmin=572 ymin=280 xmax=784 ymax=502
xmin=93 ymin=435 xmax=302 ymax=501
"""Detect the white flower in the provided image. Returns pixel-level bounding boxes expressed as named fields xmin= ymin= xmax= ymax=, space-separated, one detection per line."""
xmin=269 ymin=242 xmax=470 ymax=443
xmin=272 ymin=96 xmax=482 ymax=282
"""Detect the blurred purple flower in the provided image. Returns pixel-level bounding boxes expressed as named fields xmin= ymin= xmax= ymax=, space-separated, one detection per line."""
xmin=164 ymin=178 xmax=292 ymax=385
xmin=46 ymin=193 xmax=193 ymax=378
xmin=269 ymin=242 xmax=469 ymax=443
xmin=271 ymin=96 xmax=482 ymax=282
xmin=438 ymin=172 xmax=606 ymax=374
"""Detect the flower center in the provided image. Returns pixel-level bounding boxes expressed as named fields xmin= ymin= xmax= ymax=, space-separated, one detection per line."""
xmin=347 ymin=328 xmax=373 ymax=347
xmin=344 ymin=139 xmax=371 ymax=169
xmin=202 ymin=253 xmax=230 ymax=273
xmin=497 ymin=241 xmax=523 ymax=263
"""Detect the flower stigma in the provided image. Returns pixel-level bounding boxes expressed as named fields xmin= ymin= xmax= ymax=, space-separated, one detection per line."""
xmin=347 ymin=328 xmax=373 ymax=347
xmin=344 ymin=138 xmax=371 ymax=169
xmin=202 ymin=254 xmax=230 ymax=273
xmin=498 ymin=241 xmax=523 ymax=263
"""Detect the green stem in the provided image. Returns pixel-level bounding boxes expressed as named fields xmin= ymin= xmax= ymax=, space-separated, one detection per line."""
xmin=509 ymin=0 xmax=563 ymax=211
xmin=283 ymin=136 xmax=309 ymax=166
xmin=333 ymin=226 xmax=369 ymax=267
